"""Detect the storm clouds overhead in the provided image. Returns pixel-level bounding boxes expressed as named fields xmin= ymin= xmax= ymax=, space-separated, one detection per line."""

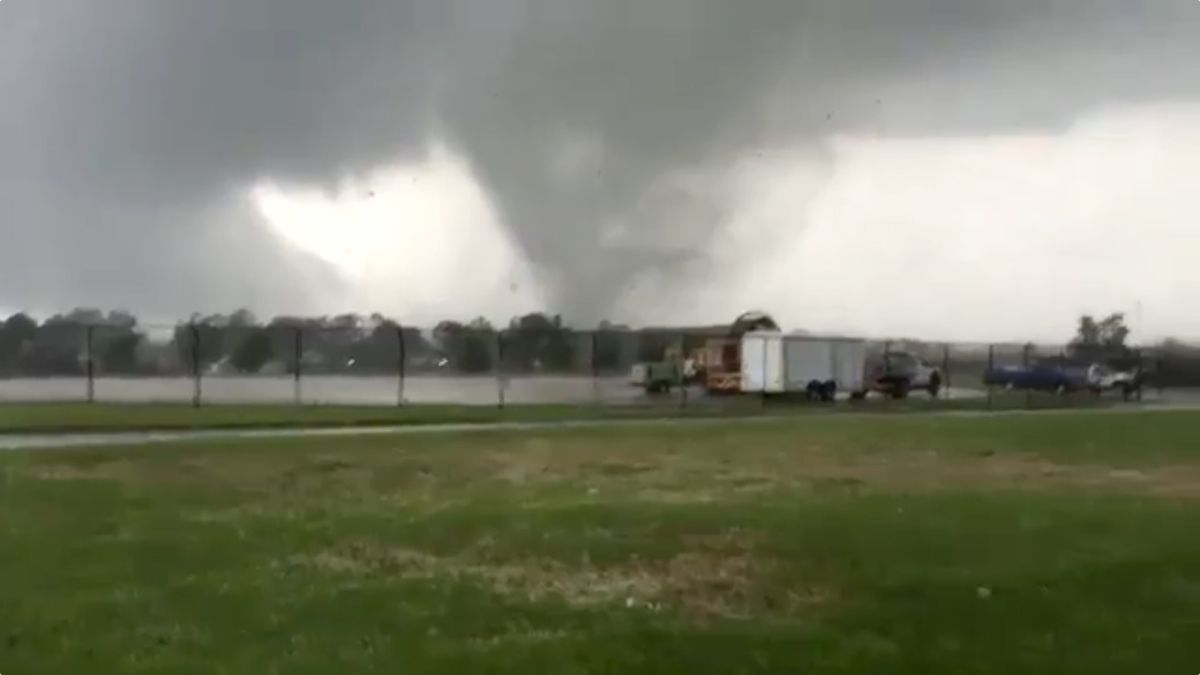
xmin=4 ymin=0 xmax=1200 ymax=339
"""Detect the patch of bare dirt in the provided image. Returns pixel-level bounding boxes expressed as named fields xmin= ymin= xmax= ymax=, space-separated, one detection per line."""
xmin=26 ymin=460 xmax=144 ymax=482
xmin=22 ymin=452 xmax=387 ymax=494
xmin=289 ymin=531 xmax=820 ymax=621
xmin=464 ymin=629 xmax=571 ymax=651
xmin=627 ymin=448 xmax=1200 ymax=501
xmin=27 ymin=464 xmax=112 ymax=481
xmin=23 ymin=434 xmax=1200 ymax=502
xmin=302 ymin=542 xmax=442 ymax=576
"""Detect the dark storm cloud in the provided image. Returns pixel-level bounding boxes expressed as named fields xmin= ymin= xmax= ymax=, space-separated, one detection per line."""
xmin=3 ymin=0 xmax=1199 ymax=319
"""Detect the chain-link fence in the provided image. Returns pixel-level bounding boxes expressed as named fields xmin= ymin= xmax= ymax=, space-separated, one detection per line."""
xmin=1 ymin=319 xmax=1197 ymax=410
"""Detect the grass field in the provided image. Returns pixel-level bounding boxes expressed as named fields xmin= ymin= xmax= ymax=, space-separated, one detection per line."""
xmin=0 ymin=402 xmax=689 ymax=434
xmin=0 ymin=392 xmax=1119 ymax=434
xmin=2 ymin=411 xmax=1197 ymax=673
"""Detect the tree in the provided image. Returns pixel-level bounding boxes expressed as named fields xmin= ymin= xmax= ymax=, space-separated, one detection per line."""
xmin=172 ymin=318 xmax=229 ymax=372
xmin=1072 ymin=313 xmax=1129 ymax=348
xmin=347 ymin=320 xmax=398 ymax=372
xmin=102 ymin=333 xmax=142 ymax=373
xmin=462 ymin=318 xmax=497 ymax=373
xmin=313 ymin=314 xmax=368 ymax=372
xmin=344 ymin=320 xmax=431 ymax=373
xmin=229 ymin=328 xmax=274 ymax=374
xmin=228 ymin=309 xmax=257 ymax=328
xmin=1098 ymin=314 xmax=1131 ymax=349
xmin=105 ymin=310 xmax=137 ymax=330
xmin=593 ymin=327 xmax=626 ymax=373
xmin=638 ymin=331 xmax=678 ymax=363
xmin=1070 ymin=312 xmax=1131 ymax=361
xmin=506 ymin=313 xmax=575 ymax=372
xmin=3 ymin=313 xmax=38 ymax=341
xmin=330 ymin=313 xmax=362 ymax=331
xmin=49 ymin=308 xmax=104 ymax=326
xmin=80 ymin=310 xmax=145 ymax=373
xmin=0 ymin=313 xmax=38 ymax=373
xmin=433 ymin=319 xmax=495 ymax=373
xmin=1074 ymin=316 xmax=1100 ymax=348
xmin=433 ymin=321 xmax=465 ymax=369
xmin=23 ymin=310 xmax=98 ymax=375
xmin=398 ymin=327 xmax=431 ymax=361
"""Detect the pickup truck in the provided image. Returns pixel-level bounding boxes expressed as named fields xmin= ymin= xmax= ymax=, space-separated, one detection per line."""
xmin=985 ymin=359 xmax=1143 ymax=398
xmin=983 ymin=360 xmax=1089 ymax=393
xmin=629 ymin=358 xmax=693 ymax=394
xmin=864 ymin=351 xmax=943 ymax=399
xmin=1087 ymin=364 xmax=1142 ymax=399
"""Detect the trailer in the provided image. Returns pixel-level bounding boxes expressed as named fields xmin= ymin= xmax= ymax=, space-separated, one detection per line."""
xmin=740 ymin=332 xmax=867 ymax=401
xmin=700 ymin=338 xmax=743 ymax=394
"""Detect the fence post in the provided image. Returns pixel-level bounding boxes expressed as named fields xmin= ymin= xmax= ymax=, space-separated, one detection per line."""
xmin=1135 ymin=348 xmax=1144 ymax=402
xmin=1022 ymin=343 xmax=1033 ymax=410
xmin=84 ymin=325 xmax=95 ymax=404
xmin=1156 ymin=352 xmax=1165 ymax=398
xmin=496 ymin=330 xmax=506 ymax=409
xmin=396 ymin=325 xmax=407 ymax=407
xmin=883 ymin=340 xmax=893 ymax=407
xmin=591 ymin=331 xmax=600 ymax=404
xmin=942 ymin=343 xmax=951 ymax=401
xmin=987 ymin=344 xmax=995 ymax=410
xmin=190 ymin=323 xmax=202 ymax=408
xmin=293 ymin=327 xmax=303 ymax=406
xmin=679 ymin=331 xmax=688 ymax=409
xmin=760 ymin=334 xmax=768 ymax=410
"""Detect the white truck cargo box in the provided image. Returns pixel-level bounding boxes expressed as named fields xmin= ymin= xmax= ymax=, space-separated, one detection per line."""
xmin=740 ymin=332 xmax=785 ymax=393
xmin=740 ymin=332 xmax=867 ymax=396
xmin=829 ymin=340 xmax=868 ymax=393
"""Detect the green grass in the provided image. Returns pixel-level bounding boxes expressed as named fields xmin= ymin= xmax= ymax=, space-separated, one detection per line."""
xmin=0 ymin=401 xmax=673 ymax=434
xmin=2 ymin=411 xmax=1197 ymax=673
xmin=0 ymin=391 xmax=1120 ymax=434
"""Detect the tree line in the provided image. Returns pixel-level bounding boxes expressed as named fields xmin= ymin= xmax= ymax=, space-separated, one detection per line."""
xmin=0 ymin=309 xmax=144 ymax=376
xmin=0 ymin=309 xmax=657 ymax=376
xmin=3 ymin=308 xmax=1199 ymax=382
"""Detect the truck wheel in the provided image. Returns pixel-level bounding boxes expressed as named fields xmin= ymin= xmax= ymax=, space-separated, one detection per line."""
xmin=890 ymin=380 xmax=911 ymax=400
xmin=821 ymin=380 xmax=837 ymax=402
xmin=927 ymin=372 xmax=942 ymax=399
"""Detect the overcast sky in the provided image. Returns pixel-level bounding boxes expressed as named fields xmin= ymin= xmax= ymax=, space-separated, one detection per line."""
xmin=3 ymin=0 xmax=1200 ymax=341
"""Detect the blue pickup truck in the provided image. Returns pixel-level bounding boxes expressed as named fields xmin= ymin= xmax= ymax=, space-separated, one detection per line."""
xmin=983 ymin=360 xmax=1090 ymax=393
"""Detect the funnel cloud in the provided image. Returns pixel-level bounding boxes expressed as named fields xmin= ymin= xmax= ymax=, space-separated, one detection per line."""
xmin=4 ymin=1 xmax=1200 ymax=338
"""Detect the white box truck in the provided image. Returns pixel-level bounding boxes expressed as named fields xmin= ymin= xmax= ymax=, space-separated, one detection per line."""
xmin=740 ymin=332 xmax=868 ymax=400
